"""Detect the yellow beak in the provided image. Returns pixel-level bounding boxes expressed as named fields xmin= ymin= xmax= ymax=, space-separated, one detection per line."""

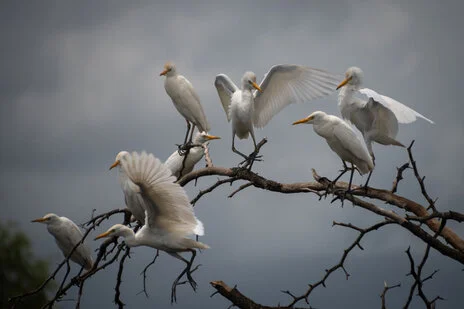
xmin=109 ymin=160 xmax=120 ymax=170
xmin=336 ymin=76 xmax=352 ymax=90
xmin=95 ymin=230 xmax=111 ymax=240
xmin=251 ymin=81 xmax=263 ymax=93
xmin=205 ymin=134 xmax=221 ymax=140
xmin=159 ymin=69 xmax=169 ymax=76
xmin=292 ymin=116 xmax=312 ymax=125
xmin=31 ymin=217 xmax=47 ymax=223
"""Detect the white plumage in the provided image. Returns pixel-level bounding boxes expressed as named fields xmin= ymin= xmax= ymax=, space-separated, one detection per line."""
xmin=160 ymin=62 xmax=210 ymax=142
xmin=101 ymin=151 xmax=208 ymax=251
xmin=293 ymin=111 xmax=374 ymax=175
xmin=164 ymin=131 xmax=221 ymax=179
xmin=32 ymin=213 xmax=93 ymax=270
xmin=337 ymin=66 xmax=433 ymax=159
xmin=214 ymin=65 xmax=340 ymax=157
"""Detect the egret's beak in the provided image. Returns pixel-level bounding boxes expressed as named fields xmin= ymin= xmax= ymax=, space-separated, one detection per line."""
xmin=205 ymin=134 xmax=221 ymax=141
xmin=159 ymin=69 xmax=169 ymax=76
xmin=336 ymin=76 xmax=352 ymax=90
xmin=251 ymin=81 xmax=263 ymax=93
xmin=95 ymin=230 xmax=111 ymax=240
xmin=109 ymin=160 xmax=120 ymax=170
xmin=292 ymin=116 xmax=312 ymax=125
xmin=31 ymin=217 xmax=47 ymax=223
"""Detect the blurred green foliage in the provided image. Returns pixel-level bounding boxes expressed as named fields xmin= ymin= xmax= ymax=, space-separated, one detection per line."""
xmin=0 ymin=221 xmax=53 ymax=308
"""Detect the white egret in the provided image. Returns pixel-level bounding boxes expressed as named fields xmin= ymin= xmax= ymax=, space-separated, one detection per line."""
xmin=110 ymin=151 xmax=146 ymax=223
xmin=164 ymin=131 xmax=221 ymax=179
xmin=98 ymin=151 xmax=208 ymax=303
xmin=214 ymin=65 xmax=340 ymax=161
xmin=336 ymin=66 xmax=434 ymax=160
xmin=160 ymin=62 xmax=210 ymax=145
xmin=293 ymin=111 xmax=374 ymax=189
xmin=32 ymin=213 xmax=93 ymax=270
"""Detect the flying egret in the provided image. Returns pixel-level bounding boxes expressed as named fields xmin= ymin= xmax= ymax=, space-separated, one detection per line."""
xmin=97 ymin=151 xmax=208 ymax=303
xmin=292 ymin=111 xmax=374 ymax=190
xmin=32 ymin=213 xmax=93 ymax=270
xmin=214 ymin=65 xmax=340 ymax=162
xmin=336 ymin=66 xmax=434 ymax=161
xmin=164 ymin=131 xmax=221 ymax=179
xmin=110 ymin=151 xmax=146 ymax=223
xmin=160 ymin=62 xmax=210 ymax=145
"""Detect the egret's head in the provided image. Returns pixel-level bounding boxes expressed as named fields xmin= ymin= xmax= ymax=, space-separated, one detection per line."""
xmin=336 ymin=66 xmax=363 ymax=90
xmin=31 ymin=213 xmax=59 ymax=225
xmin=292 ymin=111 xmax=327 ymax=125
xmin=109 ymin=151 xmax=129 ymax=170
xmin=194 ymin=131 xmax=221 ymax=144
xmin=242 ymin=71 xmax=262 ymax=92
xmin=159 ymin=61 xmax=176 ymax=77
xmin=94 ymin=224 xmax=126 ymax=240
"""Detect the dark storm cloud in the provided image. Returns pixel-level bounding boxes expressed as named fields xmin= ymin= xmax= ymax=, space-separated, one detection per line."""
xmin=1 ymin=1 xmax=463 ymax=308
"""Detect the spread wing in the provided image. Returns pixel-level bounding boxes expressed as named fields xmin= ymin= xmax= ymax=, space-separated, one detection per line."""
xmin=359 ymin=88 xmax=434 ymax=124
xmin=253 ymin=65 xmax=340 ymax=128
xmin=120 ymin=151 xmax=203 ymax=235
xmin=214 ymin=74 xmax=239 ymax=122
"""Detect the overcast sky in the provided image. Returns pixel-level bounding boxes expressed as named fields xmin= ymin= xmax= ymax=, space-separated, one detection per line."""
xmin=2 ymin=0 xmax=463 ymax=308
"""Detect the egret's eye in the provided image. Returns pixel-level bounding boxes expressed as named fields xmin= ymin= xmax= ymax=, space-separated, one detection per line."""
xmin=248 ymin=80 xmax=252 ymax=84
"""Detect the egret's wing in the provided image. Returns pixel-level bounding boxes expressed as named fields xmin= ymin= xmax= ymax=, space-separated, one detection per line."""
xmin=120 ymin=152 xmax=202 ymax=235
xmin=365 ymin=97 xmax=399 ymax=138
xmin=53 ymin=218 xmax=93 ymax=269
xmin=178 ymin=76 xmax=210 ymax=132
xmin=253 ymin=65 xmax=340 ymax=128
xmin=359 ymin=88 xmax=434 ymax=124
xmin=214 ymin=74 xmax=239 ymax=122
xmin=332 ymin=120 xmax=372 ymax=170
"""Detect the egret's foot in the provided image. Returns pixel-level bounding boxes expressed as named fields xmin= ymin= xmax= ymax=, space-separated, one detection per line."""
xmin=176 ymin=142 xmax=194 ymax=156
xmin=238 ymin=151 xmax=263 ymax=168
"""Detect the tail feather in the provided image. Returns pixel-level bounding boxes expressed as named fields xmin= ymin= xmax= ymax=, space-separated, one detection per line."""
xmin=376 ymin=135 xmax=405 ymax=148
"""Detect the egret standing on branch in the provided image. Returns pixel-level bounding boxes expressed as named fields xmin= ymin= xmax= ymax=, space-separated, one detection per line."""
xmin=32 ymin=214 xmax=93 ymax=271
xmin=292 ymin=111 xmax=374 ymax=190
xmin=336 ymin=66 xmax=434 ymax=161
xmin=214 ymin=65 xmax=340 ymax=162
xmin=160 ymin=62 xmax=210 ymax=145
xmin=97 ymin=151 xmax=208 ymax=303
xmin=164 ymin=131 xmax=221 ymax=179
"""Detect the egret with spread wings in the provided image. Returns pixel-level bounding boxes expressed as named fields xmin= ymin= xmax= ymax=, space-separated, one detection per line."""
xmin=98 ymin=151 xmax=208 ymax=303
xmin=32 ymin=214 xmax=93 ymax=271
xmin=164 ymin=131 xmax=221 ymax=179
xmin=214 ymin=65 xmax=340 ymax=161
xmin=336 ymin=66 xmax=434 ymax=161
xmin=293 ymin=111 xmax=374 ymax=191
xmin=160 ymin=62 xmax=210 ymax=145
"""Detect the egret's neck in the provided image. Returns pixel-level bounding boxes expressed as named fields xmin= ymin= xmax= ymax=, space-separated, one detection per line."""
xmin=338 ymin=86 xmax=358 ymax=120
xmin=118 ymin=227 xmax=138 ymax=247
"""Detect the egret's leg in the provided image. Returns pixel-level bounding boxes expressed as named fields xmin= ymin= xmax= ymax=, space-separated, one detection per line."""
xmin=363 ymin=170 xmax=373 ymax=189
xmin=332 ymin=161 xmax=349 ymax=185
xmin=231 ymin=133 xmax=249 ymax=160
xmin=347 ymin=163 xmax=355 ymax=193
xmin=167 ymin=251 xmax=198 ymax=303
xmin=182 ymin=120 xmax=191 ymax=146
xmin=187 ymin=124 xmax=196 ymax=144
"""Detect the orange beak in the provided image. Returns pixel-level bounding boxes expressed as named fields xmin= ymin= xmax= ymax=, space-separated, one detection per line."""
xmin=336 ymin=76 xmax=352 ymax=90
xmin=109 ymin=160 xmax=120 ymax=170
xmin=94 ymin=230 xmax=111 ymax=240
xmin=31 ymin=217 xmax=47 ymax=223
xmin=159 ymin=69 xmax=169 ymax=76
xmin=205 ymin=134 xmax=221 ymax=140
xmin=251 ymin=81 xmax=263 ymax=93
xmin=292 ymin=115 xmax=313 ymax=125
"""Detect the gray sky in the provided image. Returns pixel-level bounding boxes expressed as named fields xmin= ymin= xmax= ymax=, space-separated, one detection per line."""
xmin=2 ymin=0 xmax=463 ymax=308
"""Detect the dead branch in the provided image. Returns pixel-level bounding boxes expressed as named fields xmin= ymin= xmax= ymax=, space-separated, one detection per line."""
xmin=380 ymin=282 xmax=401 ymax=309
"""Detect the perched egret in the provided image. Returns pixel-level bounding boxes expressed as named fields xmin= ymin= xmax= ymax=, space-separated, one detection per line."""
xmin=160 ymin=62 xmax=210 ymax=144
xmin=98 ymin=151 xmax=208 ymax=303
xmin=293 ymin=111 xmax=374 ymax=189
xmin=110 ymin=151 xmax=146 ymax=223
xmin=214 ymin=65 xmax=340 ymax=161
xmin=32 ymin=213 xmax=93 ymax=270
xmin=336 ymin=66 xmax=434 ymax=160
xmin=164 ymin=131 xmax=221 ymax=179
